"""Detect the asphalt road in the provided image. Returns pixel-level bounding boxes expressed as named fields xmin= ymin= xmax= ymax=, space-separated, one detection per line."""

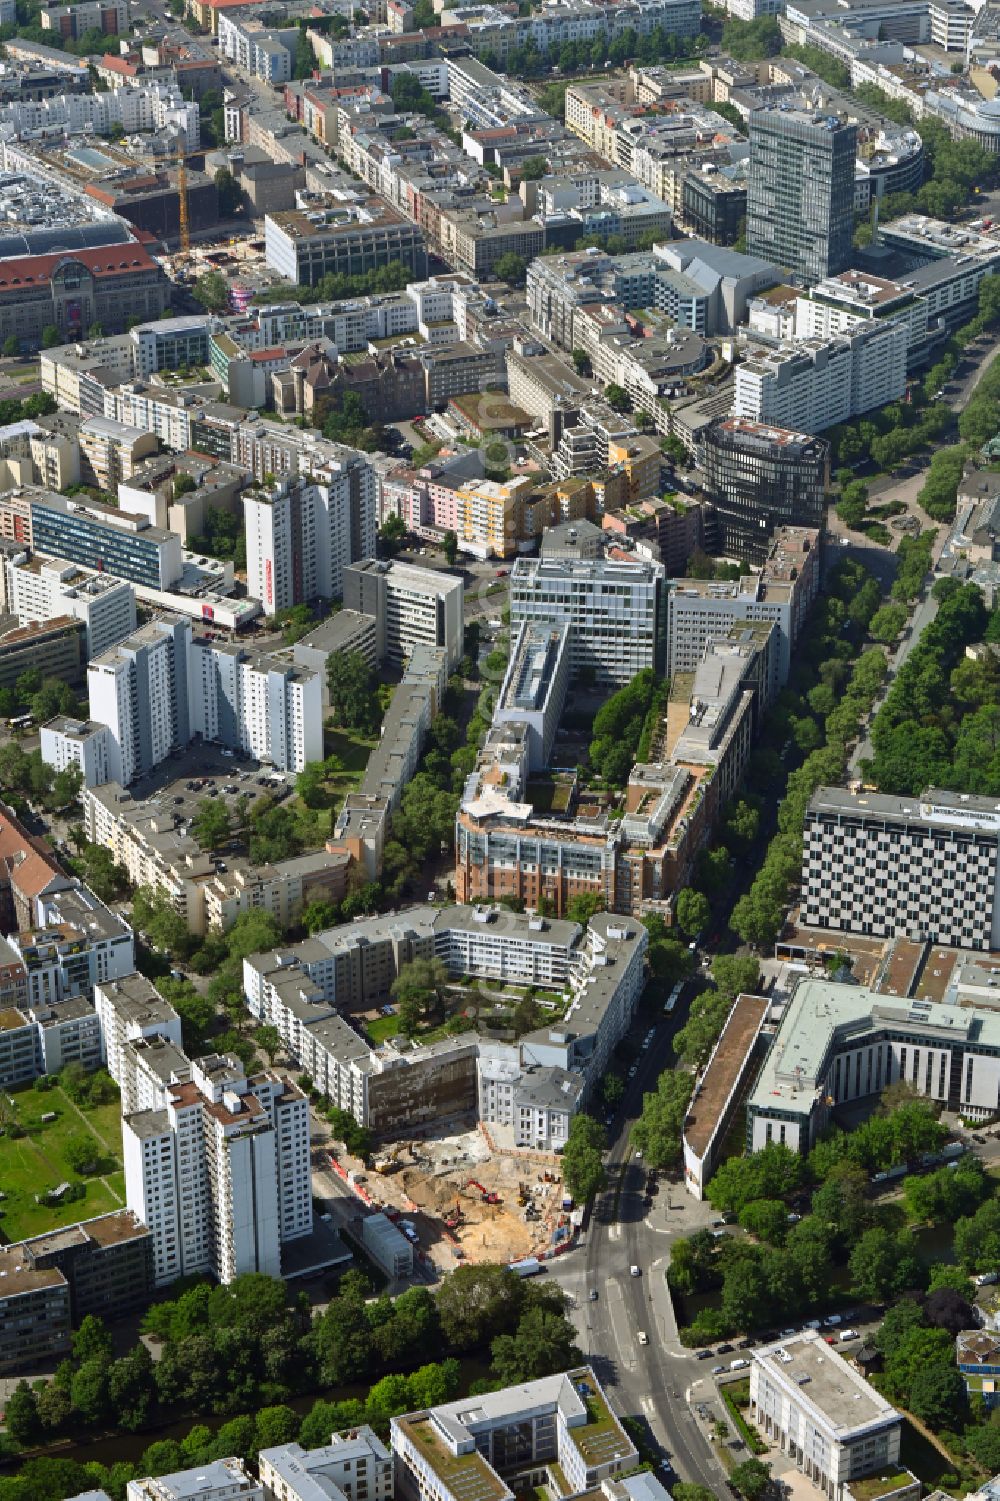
xmin=542 ymin=997 xmax=729 ymax=1493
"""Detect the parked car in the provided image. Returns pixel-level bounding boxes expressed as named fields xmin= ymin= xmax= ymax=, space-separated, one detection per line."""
xmin=840 ymin=1329 xmax=860 ymax=1342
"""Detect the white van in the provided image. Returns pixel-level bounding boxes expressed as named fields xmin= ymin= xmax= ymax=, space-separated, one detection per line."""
xmin=730 ymin=1358 xmax=749 ymax=1371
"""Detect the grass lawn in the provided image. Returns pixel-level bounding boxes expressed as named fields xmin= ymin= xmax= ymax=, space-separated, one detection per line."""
xmin=0 ymin=1083 xmax=125 ymax=1244
xmin=365 ymin=1013 xmax=403 ymax=1045
xmin=324 ymin=728 xmax=377 ymax=774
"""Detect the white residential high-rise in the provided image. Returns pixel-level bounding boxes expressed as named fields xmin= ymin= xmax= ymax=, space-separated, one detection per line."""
xmin=189 ymin=640 xmax=324 ymax=772
xmin=5 ymin=557 xmax=136 ymax=659
xmin=733 ymin=323 xmax=907 ymax=433
xmin=123 ymin=1054 xmax=310 ymax=1287
xmin=244 ymin=464 xmax=376 ymax=614
xmin=44 ymin=627 xmax=324 ymax=784
xmin=86 ymin=615 xmax=191 ymax=786
xmin=94 ymin=972 xmax=184 ymax=1094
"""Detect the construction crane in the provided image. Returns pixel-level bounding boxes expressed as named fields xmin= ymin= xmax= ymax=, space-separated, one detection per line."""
xmin=177 ymin=145 xmax=189 ymax=255
xmin=173 ymin=138 xmax=206 ymax=256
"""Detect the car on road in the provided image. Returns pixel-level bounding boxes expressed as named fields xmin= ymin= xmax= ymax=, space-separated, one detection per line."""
xmin=589 ymin=1290 xmax=598 ymax=1301
xmin=695 ymin=1349 xmax=713 ymax=1360
xmin=630 ymin=1265 xmax=641 ymax=1276
xmin=780 ymin=1328 xmax=797 ymax=1338
xmin=711 ymin=1364 xmax=725 ymax=1374
xmin=638 ymin=1331 xmax=648 ymax=1345
xmin=716 ymin=1343 xmax=734 ymax=1354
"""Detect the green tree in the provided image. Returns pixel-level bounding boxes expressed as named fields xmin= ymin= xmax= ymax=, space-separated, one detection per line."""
xmin=491 ymin=1304 xmax=580 ymax=1384
xmin=675 ymin=887 xmax=710 ymax=938
xmin=41 ymin=325 xmax=61 ymax=349
xmin=519 ymin=154 xmax=547 ymax=180
xmin=254 ymin=1024 xmax=282 ymax=1063
xmin=70 ymin=1357 xmax=111 ymax=1424
xmin=869 ymin=603 xmax=908 ymax=643
xmin=738 ymin=1198 xmax=788 ymax=1244
xmin=192 ymin=270 xmax=230 ymax=313
xmin=443 ymin=529 xmax=459 ymax=566
xmin=707 ymin=1142 xmax=804 ymax=1213
xmin=328 ymin=650 xmax=380 ymax=735
xmin=850 ymin=1228 xmax=908 ymax=1301
xmin=729 ymin=1459 xmax=771 ymax=1501
xmin=908 ymin=1361 xmax=967 ymax=1428
xmin=566 ymin=892 xmax=605 ymax=924
xmin=64 ymin=1132 xmax=100 ymax=1175
xmin=191 ymin=798 xmax=231 ymax=851
xmin=2 ymin=335 xmax=18 ymax=356
xmin=4 ymin=1380 xmax=41 ymax=1446
xmin=632 ymin=1069 xmax=692 ymax=1169
xmin=605 ymin=383 xmax=631 ymax=413
xmin=391 ymin=956 xmax=450 ymax=1021
xmin=434 ymin=1264 xmax=525 ymax=1350
xmin=494 ymin=253 xmax=527 ymax=285
xmin=72 ymin=1314 xmax=112 ymax=1366
xmin=380 ymin=512 xmax=407 ymax=555
xmin=561 ymin=1113 xmax=605 ymax=1204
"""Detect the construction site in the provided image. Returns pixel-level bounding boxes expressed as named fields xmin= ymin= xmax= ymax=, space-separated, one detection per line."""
xmin=340 ymin=1128 xmax=577 ymax=1274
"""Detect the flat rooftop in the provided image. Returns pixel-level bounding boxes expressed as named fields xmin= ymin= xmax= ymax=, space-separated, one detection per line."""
xmin=395 ymin=1416 xmax=512 ymax=1501
xmin=684 ymin=993 xmax=768 ymax=1158
xmin=754 ymin=1331 xmax=899 ymax=1437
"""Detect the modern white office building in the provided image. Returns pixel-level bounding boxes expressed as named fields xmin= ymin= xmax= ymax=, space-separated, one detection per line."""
xmin=86 ymin=615 xmax=192 ymax=787
xmin=392 ymin=1368 xmax=637 ymax=1501
xmin=509 ymin=555 xmax=667 ymax=686
xmin=244 ymin=467 xmax=376 ymax=614
xmin=259 ymin=1426 xmax=393 ymax=1501
xmin=126 ymin=1458 xmax=262 ymax=1501
xmin=801 ymin=786 xmax=1000 ymax=950
xmin=5 ymin=556 xmax=136 ymax=659
xmin=123 ymin=1053 xmax=310 ymax=1286
xmin=493 ymin=621 xmax=571 ymax=773
xmin=747 ymin=974 xmax=1000 ymax=1151
xmin=343 ymin=559 xmax=465 ymax=672
xmin=665 ymin=527 xmax=821 ymax=688
xmin=749 ymin=1332 xmax=904 ymax=1500
xmin=189 ymin=640 xmax=324 ymax=773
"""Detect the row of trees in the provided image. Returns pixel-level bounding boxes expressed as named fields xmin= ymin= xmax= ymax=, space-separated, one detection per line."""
xmin=730 ymin=559 xmax=889 ymax=947
xmin=630 ymin=953 xmax=760 ymax=1169
xmin=864 ymin=579 xmax=997 ymax=793
xmin=4 ymin=1264 xmax=579 ymax=1473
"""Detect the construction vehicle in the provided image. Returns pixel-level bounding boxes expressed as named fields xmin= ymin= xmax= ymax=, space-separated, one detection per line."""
xmin=517 ymin=1182 xmax=530 ymax=1206
xmin=466 ymin=1179 xmax=502 ymax=1205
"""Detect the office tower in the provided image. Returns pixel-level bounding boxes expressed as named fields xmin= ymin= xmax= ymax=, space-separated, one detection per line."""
xmin=123 ymin=1053 xmax=310 ymax=1286
xmin=509 ymin=555 xmax=666 ymax=686
xmin=86 ymin=615 xmax=191 ymax=787
xmin=244 ymin=465 xmax=376 ymax=614
xmin=747 ymin=105 xmax=857 ymax=282
xmin=702 ymin=417 xmax=829 ymax=563
xmin=801 ymin=786 xmax=1000 ymax=950
xmin=343 ymin=559 xmax=465 ymax=671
